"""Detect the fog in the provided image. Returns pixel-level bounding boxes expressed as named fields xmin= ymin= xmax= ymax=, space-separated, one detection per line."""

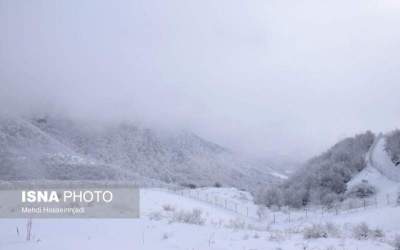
xmin=1 ymin=0 xmax=400 ymax=160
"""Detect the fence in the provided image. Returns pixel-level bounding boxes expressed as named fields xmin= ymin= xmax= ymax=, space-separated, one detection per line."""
xmin=169 ymin=188 xmax=256 ymax=219
xmin=167 ymin=187 xmax=399 ymax=225
xmin=271 ymin=194 xmax=398 ymax=224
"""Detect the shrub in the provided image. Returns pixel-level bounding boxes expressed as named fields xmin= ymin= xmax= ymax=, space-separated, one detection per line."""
xmin=256 ymin=205 xmax=268 ymax=221
xmin=226 ymin=218 xmax=246 ymax=230
xmin=351 ymin=223 xmax=385 ymax=240
xmin=385 ymin=130 xmax=400 ymax=164
xmin=347 ymin=182 xmax=376 ymax=198
xmin=342 ymin=198 xmax=364 ymax=210
xmin=325 ymin=222 xmax=341 ymax=238
xmin=302 ymin=223 xmax=341 ymax=239
xmin=317 ymin=191 xmax=344 ymax=207
xmin=352 ymin=222 xmax=370 ymax=240
xmin=170 ymin=209 xmax=205 ymax=225
xmin=397 ymin=192 xmax=400 ymax=206
xmin=268 ymin=231 xmax=286 ymax=242
xmin=214 ymin=182 xmax=222 ymax=188
xmin=372 ymin=228 xmax=385 ymax=238
xmin=257 ymin=186 xmax=282 ymax=208
xmin=303 ymin=224 xmax=328 ymax=239
xmin=181 ymin=183 xmax=197 ymax=189
xmin=162 ymin=204 xmax=175 ymax=212
xmin=148 ymin=211 xmax=163 ymax=221
xmin=162 ymin=232 xmax=171 ymax=240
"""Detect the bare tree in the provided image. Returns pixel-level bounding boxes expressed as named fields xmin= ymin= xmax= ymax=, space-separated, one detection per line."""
xmin=26 ymin=218 xmax=32 ymax=241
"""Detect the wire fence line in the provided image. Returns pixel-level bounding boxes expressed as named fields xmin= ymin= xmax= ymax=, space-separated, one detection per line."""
xmin=168 ymin=188 xmax=255 ymax=218
xmin=252 ymin=193 xmax=396 ymax=224
xmin=166 ymin=187 xmax=399 ymax=224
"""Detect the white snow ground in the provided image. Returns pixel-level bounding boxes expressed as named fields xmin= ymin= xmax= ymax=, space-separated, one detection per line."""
xmin=0 ymin=136 xmax=399 ymax=250
xmin=0 ymin=187 xmax=399 ymax=250
xmin=270 ymin=172 xmax=289 ymax=180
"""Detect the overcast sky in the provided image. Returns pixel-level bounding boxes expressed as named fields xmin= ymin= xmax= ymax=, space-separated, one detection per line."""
xmin=1 ymin=0 xmax=400 ymax=160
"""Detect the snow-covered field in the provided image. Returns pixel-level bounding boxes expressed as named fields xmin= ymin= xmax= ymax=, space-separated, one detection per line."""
xmin=1 ymin=136 xmax=400 ymax=250
xmin=0 ymin=186 xmax=399 ymax=250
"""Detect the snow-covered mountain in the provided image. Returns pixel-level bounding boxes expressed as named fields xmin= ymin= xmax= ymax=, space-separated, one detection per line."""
xmin=0 ymin=115 xmax=281 ymax=191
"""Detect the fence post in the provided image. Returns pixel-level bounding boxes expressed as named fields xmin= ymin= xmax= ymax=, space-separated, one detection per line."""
xmin=363 ymin=199 xmax=366 ymax=209
xmin=224 ymin=199 xmax=227 ymax=209
xmin=273 ymin=213 xmax=276 ymax=224
xmin=246 ymin=207 xmax=249 ymax=217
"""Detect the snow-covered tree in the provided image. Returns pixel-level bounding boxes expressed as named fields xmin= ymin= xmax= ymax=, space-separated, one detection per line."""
xmin=265 ymin=131 xmax=375 ymax=208
xmin=385 ymin=130 xmax=400 ymax=165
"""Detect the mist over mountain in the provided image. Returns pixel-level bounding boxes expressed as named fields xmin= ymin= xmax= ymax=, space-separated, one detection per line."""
xmin=0 ymin=114 xmax=284 ymax=192
xmin=2 ymin=0 xmax=400 ymax=161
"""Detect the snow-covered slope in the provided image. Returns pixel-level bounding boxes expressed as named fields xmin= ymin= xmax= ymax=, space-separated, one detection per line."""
xmin=368 ymin=134 xmax=400 ymax=182
xmin=0 ymin=115 xmax=170 ymax=186
xmin=0 ymin=115 xmax=280 ymax=191
xmin=1 ymin=187 xmax=399 ymax=250
xmin=348 ymin=134 xmax=400 ymax=201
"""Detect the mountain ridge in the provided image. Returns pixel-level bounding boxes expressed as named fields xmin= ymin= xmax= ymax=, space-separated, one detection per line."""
xmin=0 ymin=114 xmax=281 ymax=192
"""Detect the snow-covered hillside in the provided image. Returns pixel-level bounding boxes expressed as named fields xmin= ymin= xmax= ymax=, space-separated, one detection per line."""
xmin=0 ymin=115 xmax=282 ymax=191
xmin=1 ymin=187 xmax=399 ymax=250
xmin=2 ymin=115 xmax=399 ymax=249
xmin=348 ymin=134 xmax=400 ymax=203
